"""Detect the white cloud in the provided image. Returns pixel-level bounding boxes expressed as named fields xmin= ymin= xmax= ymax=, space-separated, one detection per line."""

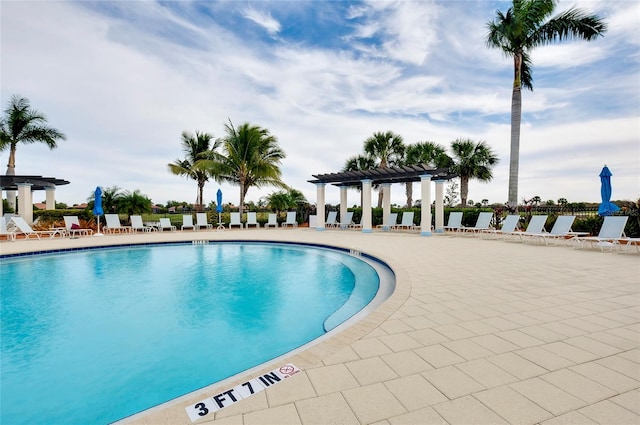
xmin=241 ymin=6 xmax=281 ymax=36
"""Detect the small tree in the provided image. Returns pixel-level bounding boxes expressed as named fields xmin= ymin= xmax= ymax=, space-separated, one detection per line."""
xmin=445 ymin=181 xmax=460 ymax=207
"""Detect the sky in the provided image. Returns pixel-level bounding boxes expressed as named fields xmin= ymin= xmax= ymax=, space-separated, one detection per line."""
xmin=1 ymin=0 xmax=638 ymax=208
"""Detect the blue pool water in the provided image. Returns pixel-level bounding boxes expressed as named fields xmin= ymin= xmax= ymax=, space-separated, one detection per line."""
xmin=0 ymin=242 xmax=383 ymax=424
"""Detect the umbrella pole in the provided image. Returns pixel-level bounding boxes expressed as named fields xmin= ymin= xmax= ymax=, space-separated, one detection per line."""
xmin=94 ymin=215 xmax=104 ymax=237
xmin=217 ymin=212 xmax=224 ymax=231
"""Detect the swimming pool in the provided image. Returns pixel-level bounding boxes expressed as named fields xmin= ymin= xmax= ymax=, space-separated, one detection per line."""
xmin=0 ymin=241 xmax=393 ymax=424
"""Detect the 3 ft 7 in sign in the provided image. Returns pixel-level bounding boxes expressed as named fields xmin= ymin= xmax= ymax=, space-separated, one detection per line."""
xmin=185 ymin=364 xmax=301 ymax=422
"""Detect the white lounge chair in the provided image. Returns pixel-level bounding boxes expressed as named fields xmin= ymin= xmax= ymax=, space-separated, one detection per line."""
xmin=105 ymin=214 xmax=131 ymax=234
xmin=181 ymin=215 xmax=195 ymax=231
xmin=264 ymin=213 xmax=278 ymax=228
xmin=325 ymin=211 xmax=338 ymax=228
xmin=339 ymin=211 xmax=354 ymax=229
xmin=158 ymin=218 xmax=176 ymax=232
xmin=524 ymin=215 xmax=578 ymax=246
xmin=507 ymin=215 xmax=548 ymax=242
xmin=9 ymin=216 xmax=63 ymax=239
xmin=63 ymin=216 xmax=94 ymax=237
xmin=1 ymin=217 xmax=16 ymax=241
xmin=460 ymin=212 xmax=493 ymax=236
xmin=348 ymin=213 xmax=363 ymax=229
xmin=480 ymin=214 xmax=520 ymax=239
xmin=574 ymin=216 xmax=629 ymax=251
xmin=246 ymin=212 xmax=259 ymax=228
xmin=229 ymin=212 xmax=243 ymax=229
xmin=443 ymin=212 xmax=463 ymax=232
xmin=195 ymin=213 xmax=213 ymax=231
xmin=131 ymin=215 xmax=153 ymax=233
xmin=281 ymin=211 xmax=298 ymax=227
xmin=394 ymin=212 xmax=415 ymax=230
xmin=377 ymin=212 xmax=398 ymax=231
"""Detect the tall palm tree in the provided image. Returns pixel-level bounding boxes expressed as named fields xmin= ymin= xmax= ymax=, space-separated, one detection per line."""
xmin=403 ymin=141 xmax=452 ymax=207
xmin=363 ymin=131 xmax=405 ymax=207
xmin=486 ymin=0 xmax=606 ymax=208
xmin=449 ymin=138 xmax=499 ymax=207
xmin=343 ymin=154 xmax=377 ymax=207
xmin=168 ymin=131 xmax=219 ymax=211
xmin=203 ymin=120 xmax=287 ymax=216
xmin=0 ymin=95 xmax=66 ymax=209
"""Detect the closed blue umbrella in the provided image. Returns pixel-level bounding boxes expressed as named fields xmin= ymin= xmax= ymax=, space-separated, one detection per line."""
xmin=93 ymin=186 xmax=104 ymax=236
xmin=598 ymin=165 xmax=620 ymax=216
xmin=216 ymin=189 xmax=224 ymax=230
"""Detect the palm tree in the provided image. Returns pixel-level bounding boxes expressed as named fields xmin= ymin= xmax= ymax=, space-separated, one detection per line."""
xmin=343 ymin=154 xmax=376 ymax=207
xmin=363 ymin=131 xmax=405 ymax=207
xmin=117 ymin=190 xmax=153 ymax=215
xmin=486 ymin=0 xmax=606 ymax=208
xmin=403 ymin=141 xmax=452 ymax=207
xmin=203 ymin=120 xmax=287 ymax=216
xmin=0 ymin=95 xmax=66 ymax=209
xmin=265 ymin=188 xmax=307 ymax=216
xmin=449 ymin=138 xmax=499 ymax=207
xmin=168 ymin=131 xmax=219 ymax=211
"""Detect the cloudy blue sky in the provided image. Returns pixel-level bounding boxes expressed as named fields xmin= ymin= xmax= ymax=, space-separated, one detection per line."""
xmin=1 ymin=0 xmax=638 ymax=208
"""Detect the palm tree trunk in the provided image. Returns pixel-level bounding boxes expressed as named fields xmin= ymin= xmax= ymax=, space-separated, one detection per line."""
xmin=460 ymin=176 xmax=469 ymax=207
xmin=508 ymin=86 xmax=522 ymax=209
xmin=405 ymin=182 xmax=413 ymax=208
xmin=6 ymin=145 xmax=17 ymax=210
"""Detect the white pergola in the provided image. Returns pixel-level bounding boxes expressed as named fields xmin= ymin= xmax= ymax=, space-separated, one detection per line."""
xmin=1 ymin=175 xmax=70 ymax=224
xmin=309 ymin=164 xmax=457 ymax=236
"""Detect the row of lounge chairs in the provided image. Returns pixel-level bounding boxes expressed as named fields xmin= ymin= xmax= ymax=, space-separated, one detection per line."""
xmin=443 ymin=212 xmax=634 ymax=252
xmin=324 ymin=211 xmax=417 ymax=231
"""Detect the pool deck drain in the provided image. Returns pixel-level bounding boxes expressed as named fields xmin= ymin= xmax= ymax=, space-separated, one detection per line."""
xmin=2 ymin=229 xmax=638 ymax=425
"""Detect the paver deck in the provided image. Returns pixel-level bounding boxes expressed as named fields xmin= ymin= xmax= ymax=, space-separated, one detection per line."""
xmin=1 ymin=227 xmax=638 ymax=425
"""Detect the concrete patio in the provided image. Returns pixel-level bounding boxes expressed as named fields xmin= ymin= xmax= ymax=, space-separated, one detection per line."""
xmin=1 ymin=228 xmax=638 ymax=424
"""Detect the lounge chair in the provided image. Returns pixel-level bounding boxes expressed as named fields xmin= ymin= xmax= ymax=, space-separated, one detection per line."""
xmin=180 ymin=215 xmax=195 ymax=231
xmin=229 ymin=212 xmax=243 ymax=229
xmin=506 ymin=215 xmax=548 ymax=242
xmin=523 ymin=215 xmax=578 ymax=246
xmin=460 ymin=212 xmax=493 ymax=236
xmin=394 ymin=212 xmax=416 ymax=230
xmin=349 ymin=215 xmax=363 ymax=229
xmin=158 ymin=218 xmax=176 ymax=232
xmin=339 ymin=211 xmax=354 ymax=229
xmin=264 ymin=213 xmax=278 ymax=228
xmin=325 ymin=211 xmax=338 ymax=228
xmin=573 ymin=216 xmax=629 ymax=251
xmin=619 ymin=238 xmax=640 ymax=254
xmin=282 ymin=211 xmax=298 ymax=227
xmin=9 ymin=216 xmax=64 ymax=239
xmin=105 ymin=214 xmax=131 ymax=234
xmin=246 ymin=212 xmax=259 ymax=228
xmin=1 ymin=217 xmax=16 ymax=241
xmin=64 ymin=216 xmax=94 ymax=237
xmin=377 ymin=212 xmax=398 ymax=231
xmin=480 ymin=214 xmax=520 ymax=239
xmin=131 ymin=215 xmax=154 ymax=233
xmin=195 ymin=213 xmax=213 ymax=231
xmin=443 ymin=212 xmax=463 ymax=232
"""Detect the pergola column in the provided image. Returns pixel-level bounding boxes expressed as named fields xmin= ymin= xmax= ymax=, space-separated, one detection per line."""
xmin=339 ymin=186 xmax=348 ymax=225
xmin=45 ymin=187 xmax=56 ymax=210
xmin=315 ymin=182 xmax=326 ymax=231
xmin=361 ymin=179 xmax=373 ymax=233
xmin=420 ymin=174 xmax=432 ymax=236
xmin=434 ymin=179 xmax=445 ymax=233
xmin=17 ymin=183 xmax=34 ymax=224
xmin=382 ymin=183 xmax=391 ymax=230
